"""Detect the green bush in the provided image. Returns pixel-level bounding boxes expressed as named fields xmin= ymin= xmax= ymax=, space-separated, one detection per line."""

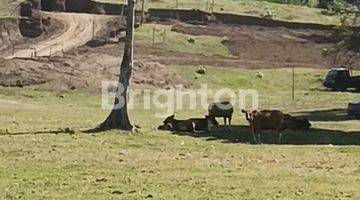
xmin=195 ymin=66 xmax=206 ymax=75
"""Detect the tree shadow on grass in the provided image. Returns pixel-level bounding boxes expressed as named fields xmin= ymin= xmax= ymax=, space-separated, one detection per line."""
xmin=313 ymin=87 xmax=360 ymax=94
xmin=169 ymin=125 xmax=360 ymax=145
xmin=0 ymin=128 xmax=75 ymax=136
xmin=295 ymin=108 xmax=355 ymax=122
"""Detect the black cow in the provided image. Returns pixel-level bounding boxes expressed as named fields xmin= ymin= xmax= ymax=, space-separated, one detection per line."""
xmin=158 ymin=115 xmax=218 ymax=134
xmin=283 ymin=114 xmax=312 ymax=131
xmin=208 ymin=101 xmax=233 ymax=131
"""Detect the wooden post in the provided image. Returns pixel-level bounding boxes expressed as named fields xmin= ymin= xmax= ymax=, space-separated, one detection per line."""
xmin=211 ymin=0 xmax=215 ymax=13
xmin=39 ymin=0 xmax=44 ymax=31
xmin=292 ymin=67 xmax=295 ymax=100
xmin=11 ymin=44 xmax=14 ymax=56
xmin=121 ymin=4 xmax=124 ymax=16
xmin=152 ymin=27 xmax=156 ymax=46
xmin=163 ymin=29 xmax=166 ymax=43
xmin=140 ymin=0 xmax=145 ymax=25
xmin=92 ymin=16 xmax=95 ymax=39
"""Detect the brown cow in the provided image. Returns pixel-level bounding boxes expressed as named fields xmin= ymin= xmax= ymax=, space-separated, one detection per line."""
xmin=242 ymin=111 xmax=312 ymax=144
xmin=242 ymin=110 xmax=285 ymax=144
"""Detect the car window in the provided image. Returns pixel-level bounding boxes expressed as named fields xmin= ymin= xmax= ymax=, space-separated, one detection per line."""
xmin=326 ymin=70 xmax=338 ymax=78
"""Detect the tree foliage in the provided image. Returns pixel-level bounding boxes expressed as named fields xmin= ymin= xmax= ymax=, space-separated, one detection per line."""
xmin=324 ymin=1 xmax=360 ymax=67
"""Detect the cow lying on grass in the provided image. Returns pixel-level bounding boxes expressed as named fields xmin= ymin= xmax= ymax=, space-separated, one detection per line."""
xmin=242 ymin=110 xmax=311 ymax=144
xmin=283 ymin=114 xmax=312 ymax=131
xmin=208 ymin=101 xmax=234 ymax=131
xmin=158 ymin=115 xmax=218 ymax=134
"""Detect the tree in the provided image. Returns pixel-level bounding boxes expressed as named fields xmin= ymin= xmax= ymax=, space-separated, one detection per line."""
xmin=324 ymin=1 xmax=360 ymax=68
xmin=319 ymin=0 xmax=334 ymax=9
xmin=92 ymin=0 xmax=136 ymax=132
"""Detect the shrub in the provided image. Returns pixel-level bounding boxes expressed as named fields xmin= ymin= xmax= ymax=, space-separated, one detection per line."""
xmin=196 ymin=66 xmax=206 ymax=75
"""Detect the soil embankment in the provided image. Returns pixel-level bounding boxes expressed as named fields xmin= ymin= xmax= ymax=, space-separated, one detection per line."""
xmin=40 ymin=0 xmax=126 ymax=15
xmin=6 ymin=12 xmax=115 ymax=58
xmin=0 ymin=18 xmax=22 ymax=52
xmin=148 ymin=8 xmax=335 ymax=30
xmin=170 ymin=23 xmax=332 ymax=68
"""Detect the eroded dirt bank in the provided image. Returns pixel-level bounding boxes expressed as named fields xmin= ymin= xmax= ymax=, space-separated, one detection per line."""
xmin=170 ymin=23 xmax=333 ymax=68
xmin=6 ymin=12 xmax=117 ymax=58
xmin=0 ymin=18 xmax=22 ymax=52
xmin=0 ymin=19 xmax=343 ymax=91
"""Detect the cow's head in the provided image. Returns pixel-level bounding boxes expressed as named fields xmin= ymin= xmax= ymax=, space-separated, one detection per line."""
xmin=296 ymin=117 xmax=312 ymax=131
xmin=163 ymin=115 xmax=175 ymax=125
xmin=206 ymin=115 xmax=219 ymax=126
xmin=241 ymin=110 xmax=254 ymax=122
xmin=158 ymin=123 xmax=174 ymax=131
xmin=158 ymin=115 xmax=176 ymax=131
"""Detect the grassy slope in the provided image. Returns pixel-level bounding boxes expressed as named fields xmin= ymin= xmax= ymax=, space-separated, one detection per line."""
xmin=1 ymin=0 xmax=340 ymax=24
xmin=0 ymin=67 xmax=359 ymax=199
xmin=97 ymin=0 xmax=340 ymax=25
xmin=1 ymin=67 xmax=359 ymax=133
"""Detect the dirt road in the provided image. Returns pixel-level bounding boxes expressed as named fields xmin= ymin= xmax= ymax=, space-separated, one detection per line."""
xmin=6 ymin=12 xmax=110 ymax=59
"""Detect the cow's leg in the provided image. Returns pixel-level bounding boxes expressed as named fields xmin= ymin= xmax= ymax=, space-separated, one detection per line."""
xmin=252 ymin=127 xmax=258 ymax=144
xmin=223 ymin=117 xmax=228 ymax=131
xmin=278 ymin=132 xmax=283 ymax=144
xmin=257 ymin=132 xmax=262 ymax=144
xmin=253 ymin=133 xmax=258 ymax=144
xmin=192 ymin=122 xmax=206 ymax=135
xmin=192 ymin=122 xmax=198 ymax=134
xmin=228 ymin=116 xmax=232 ymax=131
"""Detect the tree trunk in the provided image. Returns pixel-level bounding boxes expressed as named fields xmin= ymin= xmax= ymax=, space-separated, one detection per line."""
xmin=96 ymin=0 xmax=135 ymax=131
xmin=141 ymin=0 xmax=145 ymax=25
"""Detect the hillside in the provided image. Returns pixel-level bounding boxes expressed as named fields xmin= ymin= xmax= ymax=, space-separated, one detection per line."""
xmin=0 ymin=0 xmax=359 ymax=199
xmin=1 ymin=0 xmax=341 ymax=24
xmin=96 ymin=0 xmax=340 ymax=25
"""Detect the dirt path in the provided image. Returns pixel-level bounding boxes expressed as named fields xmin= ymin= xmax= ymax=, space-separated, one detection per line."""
xmin=5 ymin=12 xmax=110 ymax=59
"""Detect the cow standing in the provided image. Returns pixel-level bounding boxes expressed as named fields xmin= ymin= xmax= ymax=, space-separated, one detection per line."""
xmin=208 ymin=101 xmax=234 ymax=131
xmin=242 ymin=110 xmax=284 ymax=144
xmin=242 ymin=110 xmax=312 ymax=144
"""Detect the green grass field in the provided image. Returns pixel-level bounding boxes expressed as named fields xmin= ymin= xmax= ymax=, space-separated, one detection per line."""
xmin=0 ymin=66 xmax=359 ymax=199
